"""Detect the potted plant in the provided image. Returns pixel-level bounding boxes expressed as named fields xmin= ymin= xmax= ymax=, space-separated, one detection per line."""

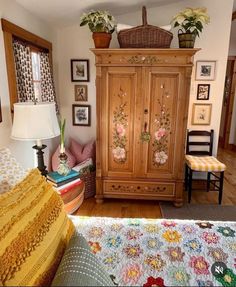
xmin=171 ymin=7 xmax=210 ymax=48
xmin=80 ymin=10 xmax=116 ymax=48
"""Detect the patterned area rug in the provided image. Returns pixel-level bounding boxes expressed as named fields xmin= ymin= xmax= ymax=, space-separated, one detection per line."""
xmin=71 ymin=216 xmax=236 ymax=287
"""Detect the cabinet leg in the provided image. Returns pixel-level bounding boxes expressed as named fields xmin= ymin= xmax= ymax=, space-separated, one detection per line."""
xmin=96 ymin=198 xmax=104 ymax=204
xmin=173 ymin=200 xmax=183 ymax=208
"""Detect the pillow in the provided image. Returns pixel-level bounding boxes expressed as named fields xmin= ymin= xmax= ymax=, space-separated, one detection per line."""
xmin=70 ymin=139 xmax=95 ymax=164
xmin=72 ymin=158 xmax=93 ymax=173
xmin=51 ymin=231 xmax=115 ymax=286
xmin=52 ymin=146 xmax=76 ymax=171
xmin=0 ymin=148 xmax=27 ymax=194
xmin=0 ymin=168 xmax=74 ymax=286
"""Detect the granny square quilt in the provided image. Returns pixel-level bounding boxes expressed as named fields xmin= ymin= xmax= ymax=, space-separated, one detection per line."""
xmin=71 ymin=216 xmax=236 ymax=287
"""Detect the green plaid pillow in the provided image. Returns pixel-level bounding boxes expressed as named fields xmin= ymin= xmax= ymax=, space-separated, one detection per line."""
xmin=51 ymin=231 xmax=115 ymax=286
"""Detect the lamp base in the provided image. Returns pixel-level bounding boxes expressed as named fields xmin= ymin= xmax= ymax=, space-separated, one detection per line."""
xmin=33 ymin=144 xmax=48 ymax=176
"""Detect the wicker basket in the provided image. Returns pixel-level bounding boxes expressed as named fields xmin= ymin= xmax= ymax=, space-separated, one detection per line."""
xmin=117 ymin=6 xmax=173 ymax=48
xmin=80 ymin=171 xmax=96 ymax=199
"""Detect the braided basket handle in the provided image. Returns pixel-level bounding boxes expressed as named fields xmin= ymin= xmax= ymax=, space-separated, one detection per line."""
xmin=142 ymin=6 xmax=148 ymax=26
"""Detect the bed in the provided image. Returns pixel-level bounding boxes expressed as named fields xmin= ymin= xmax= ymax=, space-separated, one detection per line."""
xmin=71 ymin=216 xmax=236 ymax=287
xmin=1 ymin=148 xmax=236 ymax=286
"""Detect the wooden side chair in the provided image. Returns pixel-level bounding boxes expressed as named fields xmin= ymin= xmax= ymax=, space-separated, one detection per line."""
xmin=185 ymin=130 xmax=226 ymax=204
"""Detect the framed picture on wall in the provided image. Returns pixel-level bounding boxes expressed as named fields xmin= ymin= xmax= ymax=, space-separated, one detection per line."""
xmin=74 ymin=85 xmax=88 ymax=101
xmin=192 ymin=103 xmax=212 ymax=125
xmin=197 ymin=84 xmax=210 ymax=100
xmin=72 ymin=104 xmax=91 ymax=126
xmin=71 ymin=59 xmax=89 ymax=82
xmin=195 ymin=61 xmax=216 ymax=80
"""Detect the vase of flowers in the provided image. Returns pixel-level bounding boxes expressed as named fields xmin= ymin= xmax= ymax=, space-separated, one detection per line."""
xmin=80 ymin=10 xmax=116 ymax=48
xmin=171 ymin=7 xmax=210 ymax=48
xmin=57 ymin=118 xmax=71 ymax=176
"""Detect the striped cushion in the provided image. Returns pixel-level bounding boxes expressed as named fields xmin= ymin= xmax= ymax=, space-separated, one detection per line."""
xmin=185 ymin=155 xmax=226 ymax=172
xmin=52 ymin=231 xmax=115 ymax=286
xmin=0 ymin=169 xmax=74 ymax=286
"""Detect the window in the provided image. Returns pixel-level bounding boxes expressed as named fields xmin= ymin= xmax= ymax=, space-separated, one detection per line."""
xmin=31 ymin=51 xmax=41 ymax=101
xmin=1 ymin=19 xmax=56 ymax=114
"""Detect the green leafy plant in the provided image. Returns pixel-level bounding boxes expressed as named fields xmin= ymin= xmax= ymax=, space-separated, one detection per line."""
xmin=171 ymin=7 xmax=210 ymax=37
xmin=59 ymin=118 xmax=66 ymax=153
xmin=80 ymin=10 xmax=116 ymax=33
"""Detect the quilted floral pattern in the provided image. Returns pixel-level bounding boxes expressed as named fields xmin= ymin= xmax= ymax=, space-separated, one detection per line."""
xmin=71 ymin=217 xmax=236 ymax=287
xmin=0 ymin=148 xmax=27 ymax=194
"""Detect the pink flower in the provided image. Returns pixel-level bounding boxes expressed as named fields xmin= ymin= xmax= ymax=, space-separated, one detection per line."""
xmin=116 ymin=123 xmax=126 ymax=137
xmin=165 ymin=247 xmax=185 ymax=262
xmin=189 ymin=256 xmax=210 ymax=275
xmin=155 ymin=128 xmax=166 ymax=141
xmin=126 ymin=229 xmax=143 ymax=240
xmin=161 ymin=221 xmax=177 ymax=228
xmin=202 ymin=232 xmax=219 ymax=244
xmin=122 ymin=263 xmax=142 ymax=284
xmin=123 ymin=244 xmax=143 ymax=258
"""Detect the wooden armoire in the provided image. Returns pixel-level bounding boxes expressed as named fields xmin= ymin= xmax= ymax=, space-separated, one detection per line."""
xmin=92 ymin=49 xmax=198 ymax=207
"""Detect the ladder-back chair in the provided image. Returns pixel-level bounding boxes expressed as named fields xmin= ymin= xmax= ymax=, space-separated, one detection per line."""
xmin=185 ymin=130 xmax=226 ymax=204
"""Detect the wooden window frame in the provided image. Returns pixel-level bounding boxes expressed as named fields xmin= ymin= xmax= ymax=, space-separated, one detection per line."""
xmin=1 ymin=19 xmax=52 ymax=114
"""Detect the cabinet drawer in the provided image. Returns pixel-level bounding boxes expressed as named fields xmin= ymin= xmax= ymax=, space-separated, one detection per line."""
xmin=103 ymin=180 xmax=175 ymax=197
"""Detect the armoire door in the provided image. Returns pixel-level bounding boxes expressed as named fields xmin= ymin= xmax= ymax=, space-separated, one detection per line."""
xmin=101 ymin=66 xmax=142 ymax=178
xmin=142 ymin=67 xmax=184 ymax=179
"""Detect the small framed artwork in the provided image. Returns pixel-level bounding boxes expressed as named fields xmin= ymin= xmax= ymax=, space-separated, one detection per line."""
xmin=71 ymin=59 xmax=89 ymax=82
xmin=197 ymin=84 xmax=210 ymax=100
xmin=72 ymin=104 xmax=91 ymax=126
xmin=74 ymin=85 xmax=88 ymax=101
xmin=195 ymin=61 xmax=216 ymax=81
xmin=192 ymin=103 xmax=212 ymax=125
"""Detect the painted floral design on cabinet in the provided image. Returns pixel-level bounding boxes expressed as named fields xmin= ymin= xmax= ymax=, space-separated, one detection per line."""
xmin=152 ymin=85 xmax=171 ymax=166
xmin=112 ymin=87 xmax=128 ymax=163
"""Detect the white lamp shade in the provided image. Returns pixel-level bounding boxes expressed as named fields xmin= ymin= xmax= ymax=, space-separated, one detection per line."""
xmin=11 ymin=102 xmax=60 ymax=140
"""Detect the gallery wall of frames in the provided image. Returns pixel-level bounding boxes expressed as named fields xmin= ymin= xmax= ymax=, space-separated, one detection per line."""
xmin=192 ymin=60 xmax=216 ymax=126
xmin=70 ymin=59 xmax=91 ymax=127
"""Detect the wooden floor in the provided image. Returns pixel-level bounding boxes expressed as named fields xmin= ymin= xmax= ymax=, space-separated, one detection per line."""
xmin=75 ymin=148 xmax=236 ymax=218
xmin=75 ymin=197 xmax=162 ymax=218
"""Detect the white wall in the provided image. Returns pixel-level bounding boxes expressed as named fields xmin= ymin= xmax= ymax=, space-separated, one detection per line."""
xmin=0 ymin=0 xmax=58 ymax=168
xmin=113 ymin=0 xmax=233 ymax=155
xmin=56 ymin=25 xmax=96 ymax=146
xmin=56 ymin=0 xmax=233 ymax=155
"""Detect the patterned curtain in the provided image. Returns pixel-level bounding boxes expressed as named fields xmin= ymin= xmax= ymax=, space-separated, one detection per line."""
xmin=39 ymin=52 xmax=58 ymax=106
xmin=13 ymin=39 xmax=35 ymax=102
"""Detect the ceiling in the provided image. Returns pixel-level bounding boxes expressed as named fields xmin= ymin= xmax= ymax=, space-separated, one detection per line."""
xmin=15 ymin=0 xmax=185 ymax=28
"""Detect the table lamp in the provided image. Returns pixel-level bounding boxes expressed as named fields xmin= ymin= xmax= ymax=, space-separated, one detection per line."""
xmin=11 ymin=102 xmax=60 ymax=176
